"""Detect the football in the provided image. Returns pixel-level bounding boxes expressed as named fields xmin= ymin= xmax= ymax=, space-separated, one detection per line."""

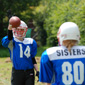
xmin=9 ymin=16 xmax=21 ymax=28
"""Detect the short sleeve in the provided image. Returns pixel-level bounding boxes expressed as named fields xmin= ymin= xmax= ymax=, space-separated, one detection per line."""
xmin=31 ymin=40 xmax=37 ymax=58
xmin=39 ymin=50 xmax=54 ymax=83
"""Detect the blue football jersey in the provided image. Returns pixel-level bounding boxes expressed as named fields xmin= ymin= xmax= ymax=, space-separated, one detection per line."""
xmin=2 ymin=36 xmax=37 ymax=70
xmin=39 ymin=46 xmax=85 ymax=85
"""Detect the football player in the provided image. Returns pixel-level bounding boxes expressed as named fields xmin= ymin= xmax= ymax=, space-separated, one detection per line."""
xmin=39 ymin=22 xmax=85 ymax=85
xmin=2 ymin=20 xmax=39 ymax=85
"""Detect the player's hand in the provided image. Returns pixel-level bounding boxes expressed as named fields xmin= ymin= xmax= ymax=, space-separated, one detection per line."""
xmin=36 ymin=71 xmax=39 ymax=82
xmin=8 ymin=24 xmax=12 ymax=30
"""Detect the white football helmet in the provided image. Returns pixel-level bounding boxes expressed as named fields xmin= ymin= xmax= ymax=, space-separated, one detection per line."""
xmin=13 ymin=20 xmax=28 ymax=38
xmin=57 ymin=22 xmax=80 ymax=45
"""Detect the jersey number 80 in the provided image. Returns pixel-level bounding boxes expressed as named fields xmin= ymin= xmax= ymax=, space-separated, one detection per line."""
xmin=62 ymin=61 xmax=84 ymax=84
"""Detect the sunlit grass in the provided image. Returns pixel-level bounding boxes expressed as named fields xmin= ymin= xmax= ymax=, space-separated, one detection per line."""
xmin=0 ymin=57 xmax=43 ymax=85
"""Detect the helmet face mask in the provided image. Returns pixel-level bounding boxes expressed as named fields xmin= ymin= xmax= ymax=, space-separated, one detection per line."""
xmin=13 ymin=21 xmax=28 ymax=38
xmin=57 ymin=22 xmax=80 ymax=45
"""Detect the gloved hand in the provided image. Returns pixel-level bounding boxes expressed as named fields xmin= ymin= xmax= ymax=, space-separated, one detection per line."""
xmin=36 ymin=71 xmax=39 ymax=82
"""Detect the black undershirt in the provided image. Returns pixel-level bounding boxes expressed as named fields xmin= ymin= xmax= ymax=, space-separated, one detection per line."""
xmin=8 ymin=30 xmax=13 ymax=40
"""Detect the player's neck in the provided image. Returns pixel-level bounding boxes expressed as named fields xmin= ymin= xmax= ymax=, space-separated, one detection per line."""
xmin=16 ymin=37 xmax=24 ymax=41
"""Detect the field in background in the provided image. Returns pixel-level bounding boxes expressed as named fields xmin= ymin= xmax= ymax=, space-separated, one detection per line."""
xmin=0 ymin=57 xmax=43 ymax=85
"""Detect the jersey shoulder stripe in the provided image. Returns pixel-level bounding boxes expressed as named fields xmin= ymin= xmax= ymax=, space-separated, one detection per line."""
xmin=47 ymin=46 xmax=85 ymax=60
xmin=14 ymin=37 xmax=33 ymax=44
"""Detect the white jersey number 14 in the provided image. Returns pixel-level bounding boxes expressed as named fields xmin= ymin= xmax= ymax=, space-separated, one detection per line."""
xmin=19 ymin=44 xmax=30 ymax=58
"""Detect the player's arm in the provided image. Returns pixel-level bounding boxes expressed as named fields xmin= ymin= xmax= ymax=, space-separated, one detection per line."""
xmin=8 ymin=24 xmax=13 ymax=40
xmin=31 ymin=40 xmax=39 ymax=81
xmin=1 ymin=24 xmax=13 ymax=48
xmin=32 ymin=58 xmax=38 ymax=71
xmin=39 ymin=51 xmax=54 ymax=83
xmin=31 ymin=39 xmax=38 ymax=72
xmin=45 ymin=83 xmax=51 ymax=85
xmin=32 ymin=57 xmax=39 ymax=81
xmin=32 ymin=57 xmax=39 ymax=71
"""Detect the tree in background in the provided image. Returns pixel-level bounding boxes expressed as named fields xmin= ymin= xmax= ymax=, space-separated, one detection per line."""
xmin=0 ymin=0 xmax=40 ymax=47
xmin=33 ymin=0 xmax=85 ymax=46
xmin=0 ymin=0 xmax=85 ymax=47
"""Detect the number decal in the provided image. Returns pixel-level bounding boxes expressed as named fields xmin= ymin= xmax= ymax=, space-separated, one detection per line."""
xmin=24 ymin=46 xmax=30 ymax=58
xmin=62 ymin=62 xmax=73 ymax=84
xmin=19 ymin=44 xmax=23 ymax=58
xmin=19 ymin=44 xmax=30 ymax=58
xmin=73 ymin=61 xmax=84 ymax=84
xmin=62 ymin=61 xmax=84 ymax=84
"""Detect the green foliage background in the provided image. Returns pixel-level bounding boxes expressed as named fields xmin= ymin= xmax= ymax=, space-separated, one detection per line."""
xmin=0 ymin=0 xmax=85 ymax=49
xmin=33 ymin=0 xmax=85 ymax=46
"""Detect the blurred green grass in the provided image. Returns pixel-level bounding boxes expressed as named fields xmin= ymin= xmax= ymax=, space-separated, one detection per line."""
xmin=0 ymin=48 xmax=10 ymax=57
xmin=0 ymin=57 xmax=44 ymax=85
